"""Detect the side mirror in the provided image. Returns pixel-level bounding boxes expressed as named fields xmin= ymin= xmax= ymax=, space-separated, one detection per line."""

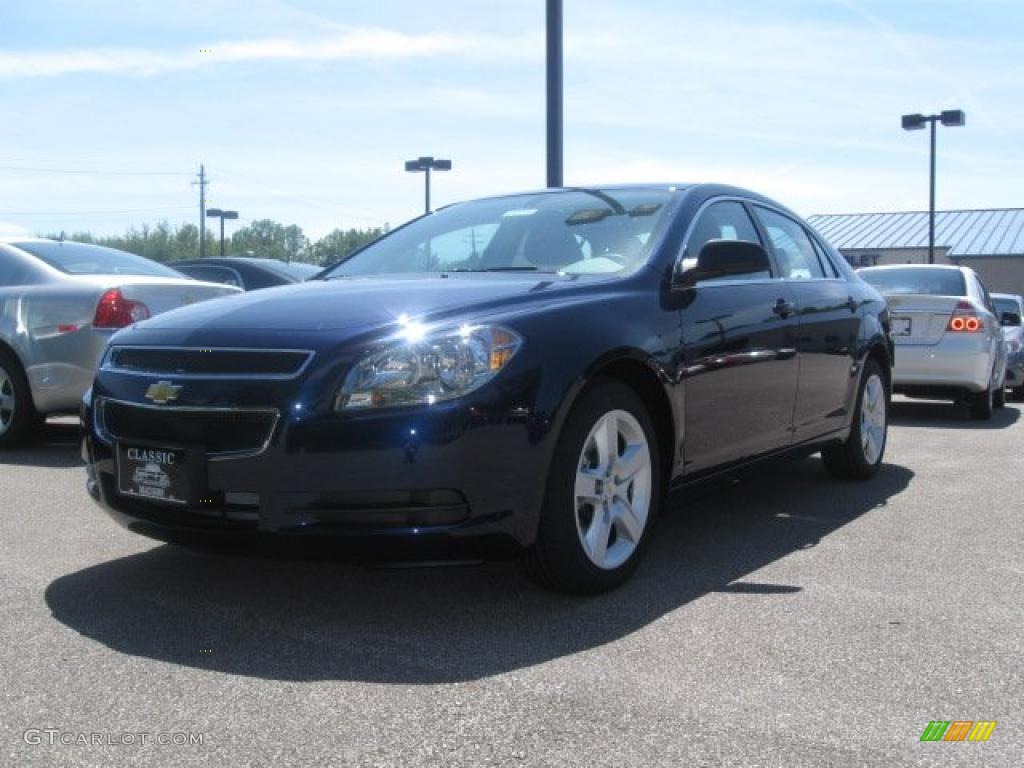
xmin=1000 ymin=311 xmax=1021 ymax=327
xmin=677 ymin=239 xmax=771 ymax=288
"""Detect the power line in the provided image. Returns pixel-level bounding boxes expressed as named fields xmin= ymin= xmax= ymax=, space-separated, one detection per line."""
xmin=0 ymin=206 xmax=194 ymax=216
xmin=0 ymin=164 xmax=190 ymax=176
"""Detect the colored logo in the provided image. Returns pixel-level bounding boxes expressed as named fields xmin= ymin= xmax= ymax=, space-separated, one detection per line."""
xmin=920 ymin=721 xmax=996 ymax=742
xmin=144 ymin=381 xmax=183 ymax=405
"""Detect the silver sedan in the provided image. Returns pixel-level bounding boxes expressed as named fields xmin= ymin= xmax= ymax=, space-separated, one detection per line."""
xmin=858 ymin=264 xmax=1007 ymax=420
xmin=0 ymin=239 xmax=240 ymax=447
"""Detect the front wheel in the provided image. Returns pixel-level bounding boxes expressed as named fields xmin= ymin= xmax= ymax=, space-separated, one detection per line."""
xmin=821 ymin=359 xmax=888 ymax=480
xmin=528 ymin=379 xmax=662 ymax=594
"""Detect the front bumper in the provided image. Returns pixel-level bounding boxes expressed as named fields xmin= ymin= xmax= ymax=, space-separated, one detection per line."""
xmin=83 ymin=372 xmax=554 ymax=553
xmin=891 ymin=335 xmax=995 ymax=393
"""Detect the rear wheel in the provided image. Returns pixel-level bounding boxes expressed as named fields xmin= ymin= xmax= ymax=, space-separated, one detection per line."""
xmin=969 ymin=381 xmax=994 ymax=420
xmin=822 ymin=359 xmax=887 ymax=480
xmin=0 ymin=348 xmax=39 ymax=449
xmin=528 ymin=379 xmax=662 ymax=594
xmin=1013 ymin=385 xmax=1024 ymax=402
xmin=994 ymin=384 xmax=1006 ymax=409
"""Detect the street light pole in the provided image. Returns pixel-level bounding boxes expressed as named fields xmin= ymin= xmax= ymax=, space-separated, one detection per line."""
xmin=404 ymin=157 xmax=452 ymax=214
xmin=205 ymin=208 xmax=238 ymax=257
xmin=929 ymin=118 xmax=937 ymax=264
xmin=546 ymin=0 xmax=563 ymax=188
xmin=901 ymin=109 xmax=965 ymax=264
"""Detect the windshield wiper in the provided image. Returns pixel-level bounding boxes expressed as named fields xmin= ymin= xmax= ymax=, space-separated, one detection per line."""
xmin=446 ymin=266 xmax=541 ymax=272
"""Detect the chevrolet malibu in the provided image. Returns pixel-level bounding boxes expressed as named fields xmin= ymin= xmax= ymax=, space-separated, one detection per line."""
xmin=83 ymin=185 xmax=893 ymax=593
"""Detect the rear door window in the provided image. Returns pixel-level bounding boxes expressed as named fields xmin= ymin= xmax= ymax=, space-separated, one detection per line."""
xmin=753 ymin=207 xmax=826 ymax=279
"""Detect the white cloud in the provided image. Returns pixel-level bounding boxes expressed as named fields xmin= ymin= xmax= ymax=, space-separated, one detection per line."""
xmin=0 ymin=221 xmax=32 ymax=237
xmin=0 ymin=27 xmax=539 ymax=79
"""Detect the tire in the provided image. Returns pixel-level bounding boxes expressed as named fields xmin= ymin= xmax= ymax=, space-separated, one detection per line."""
xmin=528 ymin=378 xmax=662 ymax=594
xmin=969 ymin=382 xmax=994 ymax=420
xmin=821 ymin=358 xmax=888 ymax=481
xmin=1013 ymin=386 xmax=1024 ymax=402
xmin=994 ymin=384 xmax=1006 ymax=409
xmin=0 ymin=348 xmax=39 ymax=449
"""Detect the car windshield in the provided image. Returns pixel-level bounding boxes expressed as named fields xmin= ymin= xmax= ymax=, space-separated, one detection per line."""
xmin=14 ymin=241 xmax=181 ymax=277
xmin=859 ymin=267 xmax=967 ymax=296
xmin=323 ymin=189 xmax=674 ymax=278
xmin=993 ymin=297 xmax=1020 ymax=317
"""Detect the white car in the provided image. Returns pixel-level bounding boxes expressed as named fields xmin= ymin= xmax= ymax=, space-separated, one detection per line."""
xmin=858 ymin=264 xmax=1007 ymax=420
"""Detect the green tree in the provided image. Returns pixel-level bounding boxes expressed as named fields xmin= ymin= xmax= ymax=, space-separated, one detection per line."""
xmin=309 ymin=226 xmax=385 ymax=265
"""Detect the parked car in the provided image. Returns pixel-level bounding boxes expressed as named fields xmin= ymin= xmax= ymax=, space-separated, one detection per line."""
xmin=857 ymin=264 xmax=1007 ymax=419
xmin=169 ymin=256 xmax=321 ymax=291
xmin=0 ymin=239 xmax=241 ymax=447
xmin=83 ymin=184 xmax=892 ymax=593
xmin=992 ymin=292 xmax=1024 ymax=400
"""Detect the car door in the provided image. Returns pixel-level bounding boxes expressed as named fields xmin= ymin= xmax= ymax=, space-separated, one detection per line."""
xmin=678 ymin=199 xmax=800 ymax=474
xmin=752 ymin=206 xmax=862 ymax=441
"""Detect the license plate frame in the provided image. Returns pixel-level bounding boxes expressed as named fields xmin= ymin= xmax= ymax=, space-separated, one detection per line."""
xmin=116 ymin=443 xmax=206 ymax=506
xmin=892 ymin=317 xmax=912 ymax=337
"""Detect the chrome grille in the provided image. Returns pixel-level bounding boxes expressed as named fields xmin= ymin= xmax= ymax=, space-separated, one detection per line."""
xmin=104 ymin=347 xmax=313 ymax=378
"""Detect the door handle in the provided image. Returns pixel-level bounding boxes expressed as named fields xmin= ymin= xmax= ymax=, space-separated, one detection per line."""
xmin=773 ymin=299 xmax=796 ymax=318
xmin=846 ymin=296 xmax=859 ymax=313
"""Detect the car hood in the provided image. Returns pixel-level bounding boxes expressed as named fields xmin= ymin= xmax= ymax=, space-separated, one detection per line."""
xmin=120 ymin=273 xmax=601 ymax=346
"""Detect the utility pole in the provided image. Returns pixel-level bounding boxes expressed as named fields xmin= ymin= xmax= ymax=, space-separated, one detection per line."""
xmin=196 ymin=164 xmax=208 ymax=258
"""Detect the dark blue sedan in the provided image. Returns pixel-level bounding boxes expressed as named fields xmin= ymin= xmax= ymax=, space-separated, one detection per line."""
xmin=83 ymin=184 xmax=893 ymax=593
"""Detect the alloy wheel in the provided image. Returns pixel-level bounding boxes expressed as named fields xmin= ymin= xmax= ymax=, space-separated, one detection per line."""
xmin=860 ymin=373 xmax=886 ymax=465
xmin=0 ymin=365 xmax=14 ymax=437
xmin=574 ymin=409 xmax=653 ymax=570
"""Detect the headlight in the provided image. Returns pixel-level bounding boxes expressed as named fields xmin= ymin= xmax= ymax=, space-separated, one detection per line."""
xmin=335 ymin=321 xmax=522 ymax=410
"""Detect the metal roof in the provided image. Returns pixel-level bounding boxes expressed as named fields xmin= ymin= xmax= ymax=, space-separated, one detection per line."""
xmin=806 ymin=209 xmax=1024 ymax=258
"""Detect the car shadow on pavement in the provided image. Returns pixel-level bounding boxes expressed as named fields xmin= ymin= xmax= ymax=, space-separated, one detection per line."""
xmin=889 ymin=399 xmax=1020 ymax=429
xmin=45 ymin=457 xmax=913 ymax=684
xmin=0 ymin=420 xmax=82 ymax=469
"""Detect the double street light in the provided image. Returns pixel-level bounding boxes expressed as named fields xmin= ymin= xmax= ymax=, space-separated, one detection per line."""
xmin=205 ymin=208 xmax=238 ymax=257
xmin=404 ymin=156 xmax=452 ymax=214
xmin=901 ymin=109 xmax=965 ymax=264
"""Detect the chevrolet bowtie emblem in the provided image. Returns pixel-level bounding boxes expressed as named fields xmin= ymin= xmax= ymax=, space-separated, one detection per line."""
xmin=144 ymin=381 xmax=183 ymax=405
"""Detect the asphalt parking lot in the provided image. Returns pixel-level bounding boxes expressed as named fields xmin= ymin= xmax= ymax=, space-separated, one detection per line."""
xmin=2 ymin=399 xmax=1022 ymax=767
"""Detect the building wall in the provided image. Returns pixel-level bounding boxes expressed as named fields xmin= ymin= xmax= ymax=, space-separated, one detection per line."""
xmin=839 ymin=248 xmax=954 ymax=267
xmin=952 ymin=258 xmax=1024 ymax=297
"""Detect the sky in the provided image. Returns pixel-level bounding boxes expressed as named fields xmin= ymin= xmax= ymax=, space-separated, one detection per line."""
xmin=1 ymin=0 xmax=1022 ymax=241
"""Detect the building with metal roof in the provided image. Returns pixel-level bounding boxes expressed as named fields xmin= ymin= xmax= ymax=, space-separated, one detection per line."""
xmin=808 ymin=208 xmax=1024 ymax=296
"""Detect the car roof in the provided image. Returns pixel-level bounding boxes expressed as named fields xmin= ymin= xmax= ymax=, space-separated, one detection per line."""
xmin=171 ymin=257 xmax=287 ymax=266
xmin=858 ymin=264 xmax=965 ymax=272
xmin=438 ymin=183 xmax=798 ymax=216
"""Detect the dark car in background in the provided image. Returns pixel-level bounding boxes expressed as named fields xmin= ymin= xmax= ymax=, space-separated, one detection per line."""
xmin=170 ymin=256 xmax=321 ymax=291
xmin=993 ymin=292 xmax=1024 ymax=400
xmin=83 ymin=184 xmax=892 ymax=593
